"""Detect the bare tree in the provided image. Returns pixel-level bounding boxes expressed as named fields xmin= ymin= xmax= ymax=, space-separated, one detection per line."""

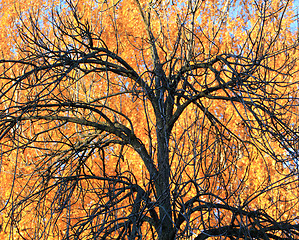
xmin=0 ymin=0 xmax=298 ymax=239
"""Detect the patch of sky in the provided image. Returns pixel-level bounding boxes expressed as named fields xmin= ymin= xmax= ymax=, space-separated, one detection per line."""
xmin=290 ymin=1 xmax=299 ymax=33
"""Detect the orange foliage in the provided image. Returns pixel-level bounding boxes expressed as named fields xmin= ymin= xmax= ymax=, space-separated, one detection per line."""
xmin=0 ymin=0 xmax=298 ymax=239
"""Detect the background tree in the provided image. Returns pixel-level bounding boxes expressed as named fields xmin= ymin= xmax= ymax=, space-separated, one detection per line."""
xmin=0 ymin=0 xmax=298 ymax=239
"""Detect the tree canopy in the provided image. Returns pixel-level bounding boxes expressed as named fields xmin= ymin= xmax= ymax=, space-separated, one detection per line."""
xmin=0 ymin=0 xmax=298 ymax=239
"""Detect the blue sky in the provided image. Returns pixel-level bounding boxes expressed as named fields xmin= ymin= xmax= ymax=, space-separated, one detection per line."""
xmin=291 ymin=0 xmax=299 ymax=32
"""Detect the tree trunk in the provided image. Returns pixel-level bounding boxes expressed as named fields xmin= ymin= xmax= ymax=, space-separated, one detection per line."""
xmin=156 ymin=117 xmax=173 ymax=240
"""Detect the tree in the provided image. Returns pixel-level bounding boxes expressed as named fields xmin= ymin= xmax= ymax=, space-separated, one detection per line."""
xmin=0 ymin=0 xmax=298 ymax=239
